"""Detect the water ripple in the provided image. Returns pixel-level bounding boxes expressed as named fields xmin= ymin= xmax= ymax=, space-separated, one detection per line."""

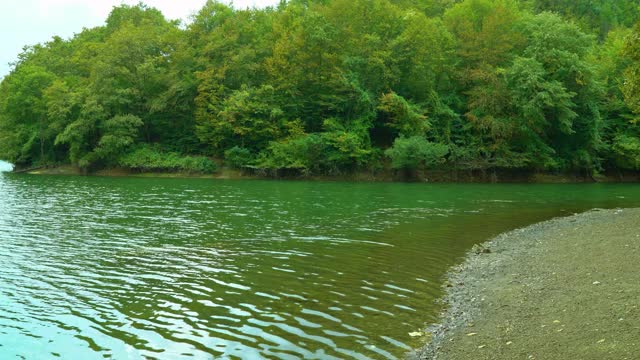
xmin=1 ymin=174 xmax=640 ymax=358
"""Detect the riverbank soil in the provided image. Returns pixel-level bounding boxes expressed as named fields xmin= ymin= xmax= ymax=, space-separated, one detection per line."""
xmin=419 ymin=208 xmax=640 ymax=360
xmin=17 ymin=165 xmax=640 ymax=183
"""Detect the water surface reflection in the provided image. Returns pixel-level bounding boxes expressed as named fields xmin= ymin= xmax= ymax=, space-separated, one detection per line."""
xmin=0 ymin=175 xmax=639 ymax=359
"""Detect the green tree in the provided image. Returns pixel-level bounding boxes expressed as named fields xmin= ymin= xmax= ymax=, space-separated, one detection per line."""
xmin=0 ymin=0 xmax=638 ymax=178
xmin=385 ymin=136 xmax=449 ymax=174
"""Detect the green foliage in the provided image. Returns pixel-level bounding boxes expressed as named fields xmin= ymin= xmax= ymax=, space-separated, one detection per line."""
xmin=385 ymin=136 xmax=449 ymax=170
xmin=118 ymin=146 xmax=217 ymax=173
xmin=445 ymin=0 xmax=523 ymax=67
xmin=196 ymin=85 xmax=285 ymax=152
xmin=611 ymin=135 xmax=640 ymax=170
xmin=1 ymin=0 xmax=639 ymax=178
xmin=54 ymin=98 xmax=105 ymax=166
xmin=506 ymin=56 xmax=577 ymax=167
xmin=623 ymin=22 xmax=640 ymax=120
xmin=377 ymin=92 xmax=429 ymax=138
xmin=95 ymin=114 xmax=143 ymax=160
xmin=257 ymin=134 xmax=328 ymax=174
xmin=224 ymin=146 xmax=255 ymax=168
xmin=526 ymin=0 xmax=640 ymax=39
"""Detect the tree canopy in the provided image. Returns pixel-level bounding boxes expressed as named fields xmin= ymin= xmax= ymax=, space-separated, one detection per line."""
xmin=1 ymin=0 xmax=640 ymax=177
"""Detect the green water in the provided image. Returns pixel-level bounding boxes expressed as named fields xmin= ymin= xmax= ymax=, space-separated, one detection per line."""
xmin=0 ymin=170 xmax=639 ymax=359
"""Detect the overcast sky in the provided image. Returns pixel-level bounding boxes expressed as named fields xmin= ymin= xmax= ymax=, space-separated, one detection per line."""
xmin=0 ymin=0 xmax=279 ymax=79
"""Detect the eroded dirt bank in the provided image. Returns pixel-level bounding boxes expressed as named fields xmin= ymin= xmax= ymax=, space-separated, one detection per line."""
xmin=417 ymin=208 xmax=640 ymax=360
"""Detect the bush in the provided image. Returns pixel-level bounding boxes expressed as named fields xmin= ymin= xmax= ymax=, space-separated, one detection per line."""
xmin=257 ymin=134 xmax=327 ymax=174
xmin=611 ymin=134 xmax=640 ymax=170
xmin=257 ymin=127 xmax=375 ymax=175
xmin=224 ymin=146 xmax=254 ymax=169
xmin=119 ymin=146 xmax=217 ymax=174
xmin=385 ymin=136 xmax=449 ymax=170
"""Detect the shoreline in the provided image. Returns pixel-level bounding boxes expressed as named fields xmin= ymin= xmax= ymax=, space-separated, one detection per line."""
xmin=415 ymin=208 xmax=640 ymax=359
xmin=9 ymin=165 xmax=640 ymax=183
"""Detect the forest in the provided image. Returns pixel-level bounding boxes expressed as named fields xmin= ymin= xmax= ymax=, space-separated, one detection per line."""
xmin=1 ymin=0 xmax=640 ymax=178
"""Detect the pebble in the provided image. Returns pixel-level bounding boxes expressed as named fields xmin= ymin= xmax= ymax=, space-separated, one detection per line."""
xmin=419 ymin=209 xmax=639 ymax=358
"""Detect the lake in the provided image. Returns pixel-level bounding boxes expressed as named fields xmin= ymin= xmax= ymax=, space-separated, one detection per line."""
xmin=0 ymin=171 xmax=638 ymax=359
xmin=0 ymin=160 xmax=12 ymax=172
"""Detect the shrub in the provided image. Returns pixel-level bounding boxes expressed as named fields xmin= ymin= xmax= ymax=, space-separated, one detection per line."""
xmin=119 ymin=146 xmax=217 ymax=174
xmin=385 ymin=136 xmax=449 ymax=170
xmin=611 ymin=134 xmax=640 ymax=170
xmin=257 ymin=129 xmax=375 ymax=175
xmin=257 ymin=134 xmax=327 ymax=174
xmin=224 ymin=146 xmax=254 ymax=169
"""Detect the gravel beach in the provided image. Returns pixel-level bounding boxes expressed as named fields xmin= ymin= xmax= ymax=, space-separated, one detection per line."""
xmin=417 ymin=208 xmax=640 ymax=360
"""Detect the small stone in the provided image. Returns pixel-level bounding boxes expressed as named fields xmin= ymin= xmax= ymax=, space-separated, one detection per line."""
xmin=408 ymin=331 xmax=424 ymax=337
xmin=553 ymin=320 xmax=561 ymax=324
xmin=467 ymin=332 xmax=477 ymax=337
xmin=506 ymin=341 xmax=513 ymax=345
xmin=597 ymin=339 xmax=605 ymax=344
xmin=478 ymin=345 xmax=486 ymax=349
xmin=593 ymin=281 xmax=601 ymax=285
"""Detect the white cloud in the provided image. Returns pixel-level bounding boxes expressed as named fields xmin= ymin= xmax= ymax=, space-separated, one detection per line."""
xmin=0 ymin=0 xmax=280 ymax=78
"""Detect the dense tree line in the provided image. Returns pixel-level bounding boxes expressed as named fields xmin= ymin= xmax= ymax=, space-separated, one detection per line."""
xmin=1 ymin=0 xmax=640 ymax=177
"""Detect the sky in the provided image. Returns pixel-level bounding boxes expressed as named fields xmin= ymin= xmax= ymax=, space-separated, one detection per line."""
xmin=0 ymin=0 xmax=279 ymax=78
